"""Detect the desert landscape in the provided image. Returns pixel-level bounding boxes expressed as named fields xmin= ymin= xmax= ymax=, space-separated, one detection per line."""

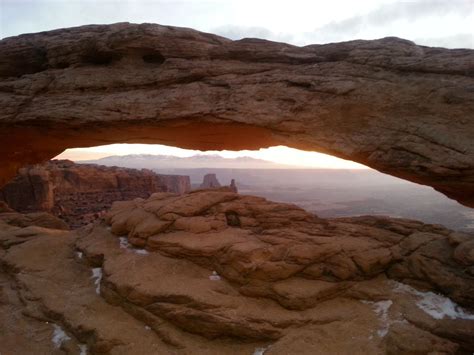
xmin=84 ymin=154 xmax=474 ymax=233
xmin=0 ymin=2 xmax=473 ymax=354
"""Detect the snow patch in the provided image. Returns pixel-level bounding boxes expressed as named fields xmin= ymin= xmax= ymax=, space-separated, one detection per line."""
xmin=52 ymin=324 xmax=71 ymax=348
xmin=79 ymin=344 xmax=88 ymax=355
xmin=91 ymin=268 xmax=102 ymax=294
xmin=209 ymin=271 xmax=221 ymax=281
xmin=393 ymin=282 xmax=474 ymax=320
xmin=76 ymin=251 xmax=83 ymax=259
xmin=253 ymin=346 xmax=269 ymax=355
xmin=119 ymin=237 xmax=149 ymax=255
xmin=362 ymin=300 xmax=393 ymax=337
xmin=119 ymin=236 xmax=130 ymax=249
xmin=373 ymin=300 xmax=392 ymax=337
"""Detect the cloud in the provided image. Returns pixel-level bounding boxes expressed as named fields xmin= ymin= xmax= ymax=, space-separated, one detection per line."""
xmin=210 ymin=1 xmax=473 ymax=49
xmin=300 ymin=0 xmax=474 ymax=46
xmin=415 ymin=33 xmax=474 ymax=49
xmin=314 ymin=0 xmax=473 ymax=34
xmin=2 ymin=0 xmax=472 ymax=49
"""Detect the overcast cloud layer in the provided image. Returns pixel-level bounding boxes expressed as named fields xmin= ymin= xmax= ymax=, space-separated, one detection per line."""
xmin=213 ymin=0 xmax=474 ymax=47
xmin=1 ymin=0 xmax=473 ymax=48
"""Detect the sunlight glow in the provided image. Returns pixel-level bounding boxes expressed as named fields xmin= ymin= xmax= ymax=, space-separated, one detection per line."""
xmin=55 ymin=144 xmax=369 ymax=169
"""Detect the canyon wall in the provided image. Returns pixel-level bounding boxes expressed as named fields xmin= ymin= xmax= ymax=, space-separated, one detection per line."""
xmin=0 ymin=23 xmax=473 ymax=206
xmin=0 ymin=160 xmax=190 ymax=227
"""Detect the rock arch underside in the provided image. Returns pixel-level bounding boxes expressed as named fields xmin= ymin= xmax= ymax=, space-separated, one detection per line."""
xmin=0 ymin=23 xmax=473 ymax=206
xmin=2 ymin=23 xmax=474 ymax=355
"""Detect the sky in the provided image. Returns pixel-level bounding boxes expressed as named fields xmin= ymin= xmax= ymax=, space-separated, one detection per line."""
xmin=2 ymin=0 xmax=472 ymax=47
xmin=2 ymin=0 xmax=473 ymax=168
xmin=58 ymin=144 xmax=368 ymax=169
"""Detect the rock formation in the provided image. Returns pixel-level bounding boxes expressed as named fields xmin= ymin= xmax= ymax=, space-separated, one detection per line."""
xmin=0 ymin=190 xmax=473 ymax=354
xmin=229 ymin=178 xmax=238 ymax=193
xmin=0 ymin=201 xmax=69 ymax=231
xmin=200 ymin=173 xmax=221 ymax=189
xmin=0 ymin=23 xmax=473 ymax=206
xmin=199 ymin=174 xmax=239 ymax=193
xmin=0 ymin=160 xmax=190 ymax=227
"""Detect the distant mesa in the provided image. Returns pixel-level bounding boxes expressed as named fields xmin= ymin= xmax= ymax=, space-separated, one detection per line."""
xmin=200 ymin=173 xmax=221 ymax=189
xmin=0 ymin=159 xmax=191 ymax=228
xmin=200 ymin=173 xmax=238 ymax=193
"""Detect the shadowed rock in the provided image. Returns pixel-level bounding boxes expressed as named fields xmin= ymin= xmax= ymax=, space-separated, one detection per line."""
xmin=0 ymin=159 xmax=190 ymax=227
xmin=0 ymin=23 xmax=473 ymax=206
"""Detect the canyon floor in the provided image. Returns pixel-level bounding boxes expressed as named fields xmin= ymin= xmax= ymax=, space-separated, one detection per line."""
xmin=1 ymin=190 xmax=473 ymax=355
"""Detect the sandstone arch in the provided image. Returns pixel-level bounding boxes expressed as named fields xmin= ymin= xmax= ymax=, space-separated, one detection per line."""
xmin=0 ymin=23 xmax=473 ymax=206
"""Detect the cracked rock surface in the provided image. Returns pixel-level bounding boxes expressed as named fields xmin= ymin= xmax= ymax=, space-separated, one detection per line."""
xmin=1 ymin=190 xmax=473 ymax=354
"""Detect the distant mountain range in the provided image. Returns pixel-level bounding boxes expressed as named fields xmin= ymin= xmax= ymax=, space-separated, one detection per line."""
xmin=79 ymin=154 xmax=292 ymax=169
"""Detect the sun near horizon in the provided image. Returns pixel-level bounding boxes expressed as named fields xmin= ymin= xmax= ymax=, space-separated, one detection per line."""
xmin=55 ymin=144 xmax=369 ymax=169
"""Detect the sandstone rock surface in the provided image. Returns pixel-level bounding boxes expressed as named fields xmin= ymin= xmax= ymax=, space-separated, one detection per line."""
xmin=0 ymin=159 xmax=190 ymax=227
xmin=2 ymin=191 xmax=472 ymax=354
xmin=0 ymin=23 xmax=473 ymax=206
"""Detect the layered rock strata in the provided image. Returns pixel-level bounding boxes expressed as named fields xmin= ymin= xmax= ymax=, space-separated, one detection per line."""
xmin=1 ymin=190 xmax=472 ymax=354
xmin=0 ymin=160 xmax=190 ymax=227
xmin=0 ymin=23 xmax=473 ymax=206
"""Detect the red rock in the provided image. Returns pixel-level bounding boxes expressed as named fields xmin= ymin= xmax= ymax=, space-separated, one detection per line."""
xmin=0 ymin=160 xmax=190 ymax=228
xmin=104 ymin=190 xmax=474 ymax=309
xmin=0 ymin=191 xmax=473 ymax=354
xmin=0 ymin=24 xmax=473 ymax=206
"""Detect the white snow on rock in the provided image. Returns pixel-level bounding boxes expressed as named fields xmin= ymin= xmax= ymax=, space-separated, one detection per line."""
xmin=79 ymin=344 xmax=88 ymax=355
xmin=362 ymin=300 xmax=393 ymax=337
xmin=253 ymin=346 xmax=269 ymax=355
xmin=373 ymin=300 xmax=393 ymax=337
xmin=119 ymin=237 xmax=149 ymax=255
xmin=91 ymin=268 xmax=102 ymax=294
xmin=76 ymin=251 xmax=83 ymax=259
xmin=209 ymin=271 xmax=221 ymax=281
xmin=119 ymin=236 xmax=130 ymax=249
xmin=52 ymin=324 xmax=71 ymax=348
xmin=393 ymin=282 xmax=474 ymax=320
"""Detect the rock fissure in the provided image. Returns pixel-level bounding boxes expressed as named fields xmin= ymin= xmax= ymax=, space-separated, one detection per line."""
xmin=1 ymin=194 xmax=474 ymax=352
